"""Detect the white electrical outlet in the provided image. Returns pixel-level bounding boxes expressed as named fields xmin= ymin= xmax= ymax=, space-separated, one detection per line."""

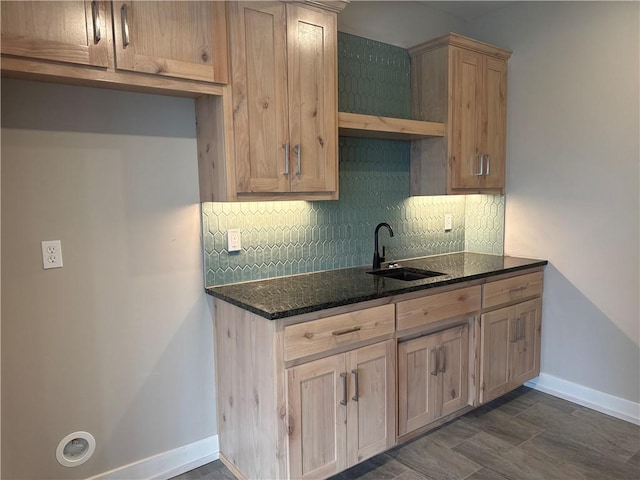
xmin=41 ymin=240 xmax=63 ymax=269
xmin=227 ymin=229 xmax=241 ymax=252
xmin=444 ymin=214 xmax=453 ymax=231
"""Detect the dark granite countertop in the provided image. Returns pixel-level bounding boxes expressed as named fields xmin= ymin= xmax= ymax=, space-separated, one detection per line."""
xmin=205 ymin=252 xmax=547 ymax=320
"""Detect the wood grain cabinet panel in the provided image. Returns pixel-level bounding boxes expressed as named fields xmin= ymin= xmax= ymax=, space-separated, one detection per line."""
xmin=287 ymin=354 xmax=347 ymax=479
xmin=1 ymin=0 xmax=228 ymax=96
xmin=480 ymin=298 xmax=542 ymax=403
xmin=284 ymin=304 xmax=395 ymax=362
xmin=482 ymin=271 xmax=543 ymax=309
xmin=1 ymin=0 xmax=109 ymax=67
xmin=398 ymin=324 xmax=469 ymax=436
xmin=224 ymin=0 xmax=338 ymax=200
xmin=112 ymin=1 xmax=228 ymax=83
xmin=410 ymin=33 xmax=511 ymax=195
xmin=396 ymin=286 xmax=481 ymax=332
xmin=287 ymin=340 xmax=395 ymax=478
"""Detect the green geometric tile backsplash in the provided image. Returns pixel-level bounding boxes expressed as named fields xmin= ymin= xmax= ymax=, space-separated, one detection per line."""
xmin=338 ymin=32 xmax=411 ymax=118
xmin=201 ymin=33 xmax=504 ymax=286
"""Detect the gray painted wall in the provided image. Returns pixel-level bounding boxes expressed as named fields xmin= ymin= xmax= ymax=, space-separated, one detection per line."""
xmin=1 ymin=80 xmax=216 ymax=479
xmin=468 ymin=1 xmax=640 ymax=403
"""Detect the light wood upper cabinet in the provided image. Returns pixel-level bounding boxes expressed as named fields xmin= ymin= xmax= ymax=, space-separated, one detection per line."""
xmin=1 ymin=1 xmax=109 ymax=68
xmin=223 ymin=1 xmax=338 ymax=200
xmin=2 ymin=1 xmax=228 ymax=97
xmin=287 ymin=340 xmax=395 ymax=478
xmin=410 ymin=33 xmax=511 ymax=195
xmin=398 ymin=324 xmax=469 ymax=436
xmin=112 ymin=1 xmax=228 ymax=83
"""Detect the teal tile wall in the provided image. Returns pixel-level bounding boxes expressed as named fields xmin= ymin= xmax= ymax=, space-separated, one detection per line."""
xmin=202 ymin=33 xmax=504 ymax=286
xmin=338 ymin=33 xmax=411 ymax=118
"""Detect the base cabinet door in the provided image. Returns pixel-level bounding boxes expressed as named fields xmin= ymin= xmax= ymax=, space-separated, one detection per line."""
xmin=439 ymin=325 xmax=470 ymax=417
xmin=511 ymin=298 xmax=542 ymax=386
xmin=480 ymin=298 xmax=542 ymax=403
xmin=479 ymin=306 xmax=512 ymax=403
xmin=398 ymin=324 xmax=469 ymax=436
xmin=398 ymin=333 xmax=439 ymax=435
xmin=287 ymin=340 xmax=395 ymax=479
xmin=346 ymin=340 xmax=396 ymax=465
xmin=287 ymin=354 xmax=347 ymax=479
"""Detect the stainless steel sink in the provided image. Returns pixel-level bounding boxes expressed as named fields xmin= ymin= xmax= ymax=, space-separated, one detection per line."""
xmin=367 ymin=267 xmax=445 ymax=281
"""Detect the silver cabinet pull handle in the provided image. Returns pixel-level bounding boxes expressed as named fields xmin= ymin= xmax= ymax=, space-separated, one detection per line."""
xmin=439 ymin=346 xmax=446 ymax=373
xmin=351 ymin=369 xmax=359 ymax=402
xmin=519 ymin=317 xmax=525 ymax=340
xmin=295 ymin=144 xmax=301 ymax=175
xmin=475 ymin=154 xmax=484 ymax=176
xmin=332 ymin=326 xmax=360 ymax=336
xmin=430 ymin=348 xmax=438 ymax=376
xmin=340 ymin=372 xmax=347 ymax=406
xmin=121 ymin=4 xmax=130 ymax=48
xmin=91 ymin=1 xmax=101 ymax=43
xmin=509 ymin=285 xmax=528 ymax=294
xmin=282 ymin=144 xmax=289 ymax=175
xmin=485 ymin=154 xmax=490 ymax=175
xmin=510 ymin=319 xmax=518 ymax=342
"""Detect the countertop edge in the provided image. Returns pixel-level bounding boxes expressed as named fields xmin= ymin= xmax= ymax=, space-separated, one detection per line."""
xmin=205 ymin=258 xmax=548 ymax=321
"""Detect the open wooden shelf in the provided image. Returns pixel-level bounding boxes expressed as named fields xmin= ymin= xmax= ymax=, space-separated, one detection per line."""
xmin=338 ymin=111 xmax=445 ymax=140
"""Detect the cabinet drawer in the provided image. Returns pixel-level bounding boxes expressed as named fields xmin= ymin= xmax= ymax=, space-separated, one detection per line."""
xmin=396 ymin=286 xmax=481 ymax=332
xmin=482 ymin=272 xmax=543 ymax=309
xmin=284 ymin=305 xmax=395 ymax=362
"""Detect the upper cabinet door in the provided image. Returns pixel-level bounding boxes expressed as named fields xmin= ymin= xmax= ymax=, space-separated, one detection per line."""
xmin=481 ymin=57 xmax=507 ymax=190
xmin=287 ymin=4 xmax=338 ymax=194
xmin=1 ymin=0 xmax=109 ymax=67
xmin=450 ymin=47 xmax=483 ymax=190
xmin=228 ymin=1 xmax=290 ymax=194
xmin=112 ymin=1 xmax=228 ymax=83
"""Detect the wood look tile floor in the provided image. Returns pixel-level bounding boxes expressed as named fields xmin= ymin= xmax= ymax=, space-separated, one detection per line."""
xmin=170 ymin=387 xmax=640 ymax=480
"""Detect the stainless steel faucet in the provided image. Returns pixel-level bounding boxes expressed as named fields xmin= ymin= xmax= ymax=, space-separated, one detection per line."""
xmin=373 ymin=222 xmax=394 ymax=269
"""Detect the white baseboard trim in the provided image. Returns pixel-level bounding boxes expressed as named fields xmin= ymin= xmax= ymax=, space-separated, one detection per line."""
xmin=526 ymin=373 xmax=640 ymax=425
xmin=87 ymin=435 xmax=219 ymax=480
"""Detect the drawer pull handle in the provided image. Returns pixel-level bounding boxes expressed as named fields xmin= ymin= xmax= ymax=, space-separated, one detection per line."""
xmin=439 ymin=346 xmax=446 ymax=373
xmin=351 ymin=369 xmax=359 ymax=402
xmin=509 ymin=285 xmax=528 ymax=294
xmin=430 ymin=348 xmax=438 ymax=376
xmin=332 ymin=326 xmax=361 ymax=336
xmin=340 ymin=372 xmax=347 ymax=406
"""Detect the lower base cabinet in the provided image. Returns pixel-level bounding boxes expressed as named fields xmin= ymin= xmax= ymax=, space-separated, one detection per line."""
xmin=213 ymin=267 xmax=544 ymax=480
xmin=480 ymin=298 xmax=542 ymax=403
xmin=398 ymin=323 xmax=470 ymax=436
xmin=287 ymin=340 xmax=396 ymax=479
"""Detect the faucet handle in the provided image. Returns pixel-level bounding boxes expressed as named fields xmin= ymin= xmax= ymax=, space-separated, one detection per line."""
xmin=380 ymin=246 xmax=386 ymax=263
